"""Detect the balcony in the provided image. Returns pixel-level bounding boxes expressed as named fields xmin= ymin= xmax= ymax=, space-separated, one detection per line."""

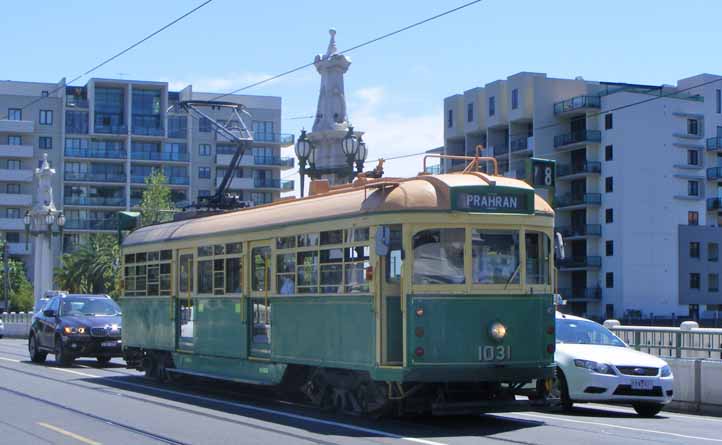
xmin=7 ymin=243 xmax=30 ymax=255
xmin=65 ymin=147 xmax=126 ymax=159
xmin=254 ymin=155 xmax=295 ymax=168
xmin=553 ymin=95 xmax=601 ymax=116
xmin=555 ymin=193 xmax=602 ymax=208
xmin=0 ymin=169 xmax=33 ymax=182
xmin=254 ymin=178 xmax=281 ymax=188
xmin=252 ymin=132 xmax=295 ymax=146
xmin=66 ymin=98 xmax=89 ymax=108
xmin=64 ymin=171 xmax=126 ymax=183
xmin=94 ymin=124 xmax=128 ymax=135
xmin=557 ymin=224 xmax=602 ymax=238
xmin=131 ymin=151 xmax=189 ymax=162
xmin=132 ymin=175 xmax=189 ymax=185
xmin=217 ymin=177 xmax=254 ymax=190
xmin=492 ymin=145 xmax=508 ymax=156
xmin=554 ymin=130 xmax=601 ymax=150
xmin=64 ymin=196 xmax=126 ymax=207
xmin=557 ymin=161 xmax=602 ymax=178
xmin=0 ymin=218 xmax=25 ymax=231
xmin=425 ymin=164 xmax=441 ymax=175
xmin=557 ymin=256 xmax=602 ymax=270
xmin=0 ymin=145 xmax=33 ymax=158
xmin=65 ymin=219 xmax=118 ymax=231
xmin=708 ymin=167 xmax=722 ymax=180
xmin=510 ymin=135 xmax=532 ymax=153
xmin=708 ymin=197 xmax=722 ymax=211
xmin=0 ymin=193 xmax=32 ymax=206
xmin=707 ymin=137 xmax=722 ymax=151
xmin=132 ymin=126 xmax=164 ymax=137
xmin=558 ymin=287 xmax=602 ymax=301
xmin=281 ymin=180 xmax=295 ymax=192
xmin=0 ymin=119 xmax=34 ymax=133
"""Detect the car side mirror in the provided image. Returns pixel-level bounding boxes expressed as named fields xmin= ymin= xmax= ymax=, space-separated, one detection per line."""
xmin=554 ymin=232 xmax=565 ymax=261
xmin=43 ymin=309 xmax=56 ymax=318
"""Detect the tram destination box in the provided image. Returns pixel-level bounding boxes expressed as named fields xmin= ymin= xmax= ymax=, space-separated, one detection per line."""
xmin=451 ymin=186 xmax=534 ymax=214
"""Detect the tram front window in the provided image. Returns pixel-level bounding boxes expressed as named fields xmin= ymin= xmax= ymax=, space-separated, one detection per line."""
xmin=526 ymin=232 xmax=551 ymax=284
xmin=472 ymin=230 xmax=520 ymax=284
xmin=412 ymin=228 xmax=465 ymax=284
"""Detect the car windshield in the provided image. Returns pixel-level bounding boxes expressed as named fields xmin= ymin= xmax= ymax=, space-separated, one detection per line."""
xmin=59 ymin=298 xmax=121 ymax=317
xmin=556 ymin=318 xmax=626 ymax=347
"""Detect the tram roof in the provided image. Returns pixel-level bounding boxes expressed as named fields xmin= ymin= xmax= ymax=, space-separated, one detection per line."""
xmin=123 ymin=173 xmax=554 ymax=247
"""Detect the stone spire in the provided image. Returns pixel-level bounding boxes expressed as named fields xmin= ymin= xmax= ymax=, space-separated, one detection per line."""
xmin=312 ymin=29 xmax=351 ymax=133
xmin=34 ymin=153 xmax=56 ymax=211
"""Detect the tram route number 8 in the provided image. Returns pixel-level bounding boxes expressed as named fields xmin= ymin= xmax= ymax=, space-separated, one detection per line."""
xmin=530 ymin=159 xmax=555 ymax=189
xmin=479 ymin=345 xmax=512 ymax=361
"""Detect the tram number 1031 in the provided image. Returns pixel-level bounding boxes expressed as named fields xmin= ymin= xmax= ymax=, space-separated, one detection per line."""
xmin=479 ymin=345 xmax=512 ymax=361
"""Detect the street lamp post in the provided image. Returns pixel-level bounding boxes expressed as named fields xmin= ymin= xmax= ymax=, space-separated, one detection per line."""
xmin=355 ymin=135 xmax=368 ymax=175
xmin=294 ymin=130 xmax=313 ymax=198
xmin=24 ymin=209 xmax=65 ymax=253
xmin=341 ymin=126 xmax=359 ymax=180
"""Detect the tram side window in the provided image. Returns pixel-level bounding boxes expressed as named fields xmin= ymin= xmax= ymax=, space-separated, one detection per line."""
xmin=412 ymin=228 xmax=465 ymax=285
xmin=198 ymin=259 xmax=213 ymax=294
xmin=297 ymin=251 xmax=319 ymax=293
xmin=472 ymin=230 xmax=520 ymax=285
xmin=386 ymin=225 xmax=403 ymax=284
xmin=252 ymin=246 xmax=272 ymax=292
xmin=276 ymin=253 xmax=296 ymax=294
xmin=526 ymin=232 xmax=551 ymax=285
xmin=345 ymin=245 xmax=370 ymax=293
xmin=123 ymin=250 xmax=172 ymax=296
xmin=197 ymin=243 xmax=243 ymax=295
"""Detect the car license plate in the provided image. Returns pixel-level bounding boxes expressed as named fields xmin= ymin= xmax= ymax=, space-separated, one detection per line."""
xmin=631 ymin=379 xmax=653 ymax=390
xmin=101 ymin=341 xmax=118 ymax=348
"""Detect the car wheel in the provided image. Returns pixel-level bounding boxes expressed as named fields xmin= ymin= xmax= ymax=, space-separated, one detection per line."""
xmin=633 ymin=403 xmax=663 ymax=417
xmin=54 ymin=336 xmax=74 ymax=367
xmin=551 ymin=370 xmax=573 ymax=411
xmin=28 ymin=334 xmax=47 ymax=363
xmin=96 ymin=356 xmax=112 ymax=366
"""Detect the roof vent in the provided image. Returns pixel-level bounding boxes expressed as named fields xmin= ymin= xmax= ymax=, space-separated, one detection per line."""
xmin=309 ymin=179 xmax=330 ymax=196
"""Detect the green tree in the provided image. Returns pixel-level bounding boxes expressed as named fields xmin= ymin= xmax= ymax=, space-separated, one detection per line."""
xmin=0 ymin=242 xmax=34 ymax=311
xmin=55 ymin=234 xmax=121 ymax=298
xmin=140 ymin=169 xmax=176 ymax=226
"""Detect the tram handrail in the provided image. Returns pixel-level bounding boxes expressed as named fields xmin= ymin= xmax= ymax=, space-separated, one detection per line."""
xmin=422 ymin=154 xmax=499 ymax=177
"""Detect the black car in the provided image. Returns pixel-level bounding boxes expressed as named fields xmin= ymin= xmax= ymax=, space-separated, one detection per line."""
xmin=28 ymin=294 xmax=122 ymax=367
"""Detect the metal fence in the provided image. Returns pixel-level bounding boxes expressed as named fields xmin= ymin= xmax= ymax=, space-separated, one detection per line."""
xmin=605 ymin=320 xmax=722 ymax=360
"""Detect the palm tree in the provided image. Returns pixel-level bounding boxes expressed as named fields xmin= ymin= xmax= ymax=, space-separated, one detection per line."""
xmin=55 ymin=234 xmax=120 ymax=296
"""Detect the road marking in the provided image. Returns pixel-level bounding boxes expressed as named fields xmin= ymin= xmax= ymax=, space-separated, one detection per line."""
xmin=111 ymin=379 xmax=447 ymax=445
xmin=583 ymin=402 xmax=722 ymax=424
xmin=48 ymin=367 xmax=99 ymax=378
xmin=0 ymin=356 xmax=20 ymax=363
xmin=514 ymin=412 xmax=722 ymax=443
xmin=37 ymin=422 xmax=102 ymax=445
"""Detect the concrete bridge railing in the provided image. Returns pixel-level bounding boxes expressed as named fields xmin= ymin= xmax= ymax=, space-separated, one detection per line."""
xmin=1 ymin=312 xmax=33 ymax=338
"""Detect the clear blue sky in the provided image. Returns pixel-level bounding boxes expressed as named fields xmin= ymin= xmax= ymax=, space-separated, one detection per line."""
xmin=2 ymin=0 xmax=720 ymax=178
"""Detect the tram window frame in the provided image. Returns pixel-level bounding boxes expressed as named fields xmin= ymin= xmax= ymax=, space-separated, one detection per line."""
xmin=470 ymin=229 xmax=520 ymax=286
xmin=524 ymin=231 xmax=551 ymax=285
xmin=412 ymin=228 xmax=466 ymax=285
xmin=123 ymin=249 xmax=173 ymax=297
xmin=196 ymin=243 xmax=244 ymax=296
xmin=385 ymin=225 xmax=403 ymax=284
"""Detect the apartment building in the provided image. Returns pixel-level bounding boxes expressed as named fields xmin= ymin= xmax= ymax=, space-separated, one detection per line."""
xmin=442 ymin=72 xmax=722 ymax=320
xmin=0 ymin=78 xmax=294 ymax=281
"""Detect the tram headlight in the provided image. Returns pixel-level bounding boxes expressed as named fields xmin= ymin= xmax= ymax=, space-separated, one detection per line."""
xmin=489 ymin=322 xmax=507 ymax=341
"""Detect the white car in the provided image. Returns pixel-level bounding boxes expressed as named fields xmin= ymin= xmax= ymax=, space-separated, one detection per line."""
xmin=0 ymin=317 xmax=4 ymax=338
xmin=553 ymin=312 xmax=673 ymax=417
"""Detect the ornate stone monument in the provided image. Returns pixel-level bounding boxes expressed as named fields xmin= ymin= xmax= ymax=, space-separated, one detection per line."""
xmin=31 ymin=154 xmax=61 ymax=309
xmin=308 ymin=29 xmax=363 ymax=185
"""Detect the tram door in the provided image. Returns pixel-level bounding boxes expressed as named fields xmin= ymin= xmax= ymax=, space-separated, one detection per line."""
xmin=379 ymin=225 xmax=404 ymax=365
xmin=176 ymin=248 xmax=195 ymax=351
xmin=248 ymin=240 xmax=272 ymax=359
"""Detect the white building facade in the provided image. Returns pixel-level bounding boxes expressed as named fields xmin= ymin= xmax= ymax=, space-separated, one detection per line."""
xmin=443 ymin=72 xmax=722 ymax=320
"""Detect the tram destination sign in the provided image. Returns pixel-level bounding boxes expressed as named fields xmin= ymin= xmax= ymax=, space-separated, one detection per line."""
xmin=451 ymin=186 xmax=534 ymax=214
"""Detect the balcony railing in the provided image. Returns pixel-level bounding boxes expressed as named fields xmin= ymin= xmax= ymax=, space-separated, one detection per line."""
xmin=558 ymin=287 xmax=603 ymax=300
xmin=281 ymin=180 xmax=295 ymax=192
xmin=707 ymin=167 xmax=722 ymax=180
xmin=708 ymin=197 xmax=722 ymax=211
xmin=557 ymin=256 xmax=602 ymax=269
xmin=252 ymin=132 xmax=295 ymax=145
xmin=64 ymin=196 xmax=126 ymax=206
xmin=131 ymin=151 xmax=189 ymax=162
xmin=553 ymin=95 xmax=601 ymax=115
xmin=66 ymin=98 xmax=89 ymax=108
xmin=65 ymin=147 xmax=126 ymax=159
xmin=254 ymin=178 xmax=281 ymax=188
xmin=492 ymin=145 xmax=508 ymax=156
xmin=65 ymin=219 xmax=118 ymax=230
xmin=555 ymin=193 xmax=602 ymax=207
xmin=132 ymin=175 xmax=189 ymax=185
xmin=132 ymin=126 xmax=164 ymax=136
xmin=510 ymin=135 xmax=530 ymax=152
xmin=425 ymin=164 xmax=441 ymax=174
xmin=557 ymin=224 xmax=602 ymax=237
xmin=557 ymin=161 xmax=602 ymax=177
xmin=64 ymin=171 xmax=126 ymax=183
xmin=254 ymin=155 xmax=294 ymax=167
xmin=95 ymin=124 xmax=128 ymax=135
xmin=707 ymin=137 xmax=722 ymax=151
xmin=554 ymin=130 xmax=602 ymax=148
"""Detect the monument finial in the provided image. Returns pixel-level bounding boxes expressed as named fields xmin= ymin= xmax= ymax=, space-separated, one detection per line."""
xmin=325 ymin=28 xmax=337 ymax=57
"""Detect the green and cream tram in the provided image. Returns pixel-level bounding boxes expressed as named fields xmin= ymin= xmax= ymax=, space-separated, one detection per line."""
xmin=121 ymin=160 xmax=557 ymax=415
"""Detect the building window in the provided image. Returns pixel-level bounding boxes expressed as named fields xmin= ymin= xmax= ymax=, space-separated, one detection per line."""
xmin=467 ymin=103 xmax=473 ymax=122
xmin=690 ymin=242 xmax=700 ymax=258
xmin=199 ymin=144 xmax=211 ymax=156
xmin=6 ymin=184 xmax=20 ymax=194
xmin=688 ymin=149 xmax=699 ymax=166
xmin=41 ymin=90 xmax=49 ymax=97
xmin=489 ymin=97 xmax=495 ymax=116
xmin=605 ymin=145 xmax=613 ymax=161
xmin=605 ymin=240 xmax=614 ymax=256
xmin=688 ymin=211 xmax=699 ymax=225
xmin=39 ymin=110 xmax=53 ymax=125
xmin=7 ymin=160 xmax=21 ymax=170
xmin=605 ymin=208 xmax=614 ymax=224
xmin=6 ymin=232 xmax=19 ymax=243
xmin=198 ymin=167 xmax=210 ymax=178
xmin=605 ymin=113 xmax=613 ymax=130
xmin=199 ymin=117 xmax=212 ymax=133
xmin=511 ymin=89 xmax=519 ymax=110
xmin=687 ymin=119 xmax=699 ymax=136
xmin=6 ymin=208 xmax=20 ymax=219
xmin=8 ymin=109 xmax=21 ymax=120
xmin=688 ymin=180 xmax=699 ymax=197
xmin=39 ymin=136 xmax=52 ymax=149
xmin=690 ymin=273 xmax=700 ymax=290
xmin=7 ymin=136 xmax=21 ymax=146
xmin=709 ymin=243 xmax=719 ymax=262
xmin=716 ymin=89 xmax=721 ymax=114
xmin=606 ymin=272 xmax=614 ymax=288
xmin=710 ymin=274 xmax=719 ymax=292
xmin=198 ymin=190 xmax=210 ymax=198
xmin=447 ymin=109 xmax=453 ymax=128
xmin=605 ymin=176 xmax=613 ymax=193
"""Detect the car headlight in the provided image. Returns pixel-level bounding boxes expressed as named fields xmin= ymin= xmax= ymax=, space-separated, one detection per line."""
xmin=62 ymin=326 xmax=87 ymax=335
xmin=574 ymin=359 xmax=616 ymax=375
xmin=661 ymin=365 xmax=672 ymax=377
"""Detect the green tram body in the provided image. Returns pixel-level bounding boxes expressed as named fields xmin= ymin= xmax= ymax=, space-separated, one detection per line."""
xmin=121 ymin=172 xmax=557 ymax=415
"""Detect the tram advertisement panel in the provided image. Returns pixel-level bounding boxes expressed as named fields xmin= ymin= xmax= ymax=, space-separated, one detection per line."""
xmin=451 ymin=186 xmax=534 ymax=214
